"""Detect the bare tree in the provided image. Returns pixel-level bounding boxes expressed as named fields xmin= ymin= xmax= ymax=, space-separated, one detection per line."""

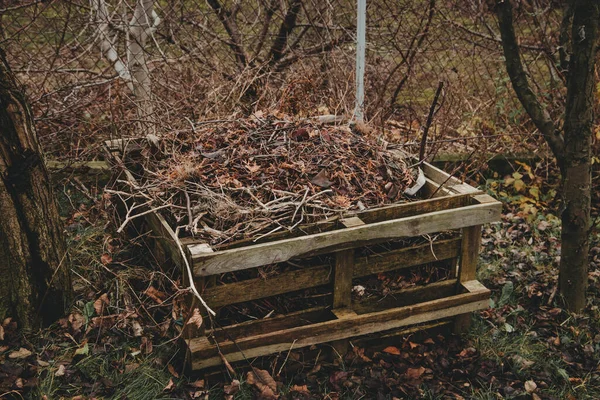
xmin=0 ymin=49 xmax=72 ymax=330
xmin=496 ymin=0 xmax=598 ymax=311
xmin=93 ymin=0 xmax=160 ymax=137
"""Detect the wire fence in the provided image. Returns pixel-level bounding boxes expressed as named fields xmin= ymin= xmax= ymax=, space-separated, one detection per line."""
xmin=1 ymin=0 xmax=567 ymax=161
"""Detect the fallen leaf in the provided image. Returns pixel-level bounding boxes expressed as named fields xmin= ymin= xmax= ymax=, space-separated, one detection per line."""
xmin=68 ymin=313 xmax=85 ymax=333
xmin=0 ymin=325 xmax=4 ymax=341
xmin=55 ymin=364 xmax=66 ymax=377
xmin=100 ymin=253 xmax=112 ymax=265
xmin=310 ymin=169 xmax=333 ymax=188
xmin=405 ymin=367 xmax=425 ymax=380
xmin=189 ymin=379 xmax=205 ymax=388
xmin=131 ymin=320 xmax=143 ymax=337
xmin=408 ymin=341 xmax=419 ymax=349
xmin=163 ymin=378 xmax=174 ymax=392
xmin=224 ymin=379 xmax=240 ymax=395
xmin=145 ymin=286 xmax=166 ymax=304
xmin=141 ymin=336 xmax=153 ymax=355
xmin=290 ymin=384 xmax=309 ymax=393
xmin=247 ymin=368 xmax=278 ymax=398
xmin=14 ymin=377 xmax=23 ymax=389
xmin=93 ymin=293 xmax=109 ymax=315
xmin=186 ymin=308 xmax=203 ymax=329
xmin=168 ymin=364 xmax=180 ymax=378
xmin=383 ymin=346 xmax=401 ymax=355
xmin=74 ymin=342 xmax=89 ymax=356
xmin=37 ymin=359 xmax=50 ymax=367
xmin=9 ymin=347 xmax=32 ymax=359
xmin=524 ymin=380 xmax=537 ymax=393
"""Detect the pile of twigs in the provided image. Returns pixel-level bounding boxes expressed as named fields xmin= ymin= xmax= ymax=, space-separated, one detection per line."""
xmin=118 ymin=113 xmax=418 ymax=245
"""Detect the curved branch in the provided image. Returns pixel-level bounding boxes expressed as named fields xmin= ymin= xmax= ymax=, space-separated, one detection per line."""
xmin=496 ymin=0 xmax=565 ymax=171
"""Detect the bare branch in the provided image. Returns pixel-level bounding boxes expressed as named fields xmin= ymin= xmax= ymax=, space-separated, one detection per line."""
xmin=268 ymin=0 xmax=302 ymax=65
xmin=206 ymin=0 xmax=249 ymax=67
xmin=496 ymin=0 xmax=565 ymax=171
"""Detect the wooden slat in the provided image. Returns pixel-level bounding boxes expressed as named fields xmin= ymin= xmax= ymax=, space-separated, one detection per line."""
xmin=187 ymin=280 xmax=489 ymax=369
xmin=333 ymin=250 xmax=354 ymax=309
xmin=213 ymin=193 xmax=472 ymax=250
xmin=353 ymin=279 xmax=457 ymax=314
xmin=192 ymin=202 xmax=501 ymax=276
xmin=454 ymin=224 xmax=483 ymax=333
xmin=421 ymin=162 xmax=481 ymax=195
xmin=201 ymin=238 xmax=461 ymax=308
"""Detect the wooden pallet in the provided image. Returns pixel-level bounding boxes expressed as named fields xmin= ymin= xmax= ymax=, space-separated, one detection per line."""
xmin=104 ymin=138 xmax=501 ymax=371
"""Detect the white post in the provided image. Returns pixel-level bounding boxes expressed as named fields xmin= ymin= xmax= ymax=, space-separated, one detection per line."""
xmin=354 ymin=0 xmax=366 ymax=121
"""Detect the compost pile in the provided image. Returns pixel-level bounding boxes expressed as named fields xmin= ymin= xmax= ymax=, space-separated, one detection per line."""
xmin=123 ymin=113 xmax=419 ymax=245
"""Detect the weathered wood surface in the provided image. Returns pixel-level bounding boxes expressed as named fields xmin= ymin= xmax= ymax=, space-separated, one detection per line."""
xmin=187 ymin=280 xmax=489 ymax=369
xmin=353 ymin=279 xmax=458 ymax=314
xmin=422 ymin=162 xmax=480 ymax=195
xmin=192 ymin=201 xmax=501 ymax=276
xmin=210 ymin=193 xmax=472 ymax=250
xmin=454 ymin=224 xmax=483 ymax=333
xmin=201 ymin=238 xmax=461 ymax=308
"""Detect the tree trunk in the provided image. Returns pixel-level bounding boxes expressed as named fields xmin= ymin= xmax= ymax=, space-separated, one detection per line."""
xmin=558 ymin=0 xmax=598 ymax=311
xmin=0 ymin=49 xmax=72 ymax=331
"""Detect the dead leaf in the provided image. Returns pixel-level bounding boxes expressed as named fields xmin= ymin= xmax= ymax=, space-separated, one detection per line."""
xmin=245 ymin=162 xmax=261 ymax=174
xmin=290 ymin=384 xmax=309 ymax=393
xmin=9 ymin=347 xmax=32 ymax=359
xmin=14 ymin=377 xmax=23 ymax=389
xmin=163 ymin=378 xmax=174 ymax=392
xmin=0 ymin=325 xmax=4 ymax=341
xmin=524 ymin=380 xmax=537 ymax=393
xmin=383 ymin=346 xmax=401 ymax=355
xmin=68 ymin=313 xmax=85 ymax=333
xmin=145 ymin=286 xmax=166 ymax=304
xmin=37 ymin=359 xmax=50 ymax=367
xmin=100 ymin=253 xmax=112 ymax=265
xmin=310 ymin=169 xmax=333 ymax=188
xmin=247 ymin=368 xmax=278 ymax=398
xmin=186 ymin=308 xmax=203 ymax=329
xmin=189 ymin=379 xmax=205 ymax=388
xmin=168 ymin=363 xmax=180 ymax=378
xmin=405 ymin=367 xmax=425 ymax=380
xmin=55 ymin=364 xmax=66 ymax=377
xmin=408 ymin=341 xmax=419 ymax=349
xmin=131 ymin=320 xmax=143 ymax=337
xmin=224 ymin=379 xmax=240 ymax=395
xmin=141 ymin=336 xmax=153 ymax=355
xmin=93 ymin=293 xmax=109 ymax=315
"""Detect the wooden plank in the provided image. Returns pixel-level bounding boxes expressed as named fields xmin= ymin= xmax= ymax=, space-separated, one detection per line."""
xmin=333 ymin=250 xmax=354 ymax=309
xmin=422 ymin=162 xmax=481 ymax=195
xmin=454 ymin=224 xmax=483 ymax=333
xmin=187 ymin=280 xmax=489 ymax=369
xmin=192 ymin=202 xmax=501 ymax=276
xmin=422 ymin=177 xmax=455 ymax=198
xmin=340 ymin=216 xmax=365 ymax=228
xmin=209 ymin=307 xmax=332 ymax=342
xmin=332 ymin=308 xmax=358 ymax=319
xmin=353 ymin=279 xmax=457 ymax=314
xmin=201 ymin=238 xmax=460 ymax=308
xmin=212 ymin=193 xmax=471 ymax=250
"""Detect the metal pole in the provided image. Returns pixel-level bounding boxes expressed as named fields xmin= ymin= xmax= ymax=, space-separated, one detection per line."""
xmin=354 ymin=0 xmax=366 ymax=121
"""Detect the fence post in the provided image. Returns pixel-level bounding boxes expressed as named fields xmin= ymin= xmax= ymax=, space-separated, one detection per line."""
xmin=354 ymin=0 xmax=366 ymax=121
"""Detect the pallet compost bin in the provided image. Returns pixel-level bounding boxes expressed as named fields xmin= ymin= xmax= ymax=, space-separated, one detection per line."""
xmin=104 ymin=138 xmax=501 ymax=371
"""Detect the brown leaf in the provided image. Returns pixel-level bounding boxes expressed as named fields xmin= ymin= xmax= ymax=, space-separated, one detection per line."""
xmin=247 ymin=368 xmax=278 ymax=398
xmin=310 ymin=169 xmax=333 ymax=188
xmin=186 ymin=308 xmax=203 ymax=329
xmin=68 ymin=313 xmax=85 ymax=333
xmin=141 ymin=336 xmax=153 ymax=355
xmin=145 ymin=286 xmax=166 ymax=304
xmin=93 ymin=293 xmax=109 ymax=315
xmin=100 ymin=253 xmax=112 ymax=265
xmin=0 ymin=325 xmax=4 ymax=341
xmin=291 ymin=128 xmax=309 ymax=141
xmin=524 ymin=380 xmax=537 ymax=393
xmin=9 ymin=347 xmax=32 ymax=359
xmin=131 ymin=320 xmax=143 ymax=337
xmin=189 ymin=379 xmax=205 ymax=389
xmin=168 ymin=363 xmax=180 ymax=378
xmin=408 ymin=341 xmax=419 ymax=349
xmin=290 ymin=384 xmax=309 ymax=393
xmin=405 ymin=367 xmax=425 ymax=380
xmin=55 ymin=364 xmax=66 ymax=377
xmin=224 ymin=379 xmax=240 ymax=395
xmin=383 ymin=346 xmax=401 ymax=355
xmin=163 ymin=378 xmax=174 ymax=392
